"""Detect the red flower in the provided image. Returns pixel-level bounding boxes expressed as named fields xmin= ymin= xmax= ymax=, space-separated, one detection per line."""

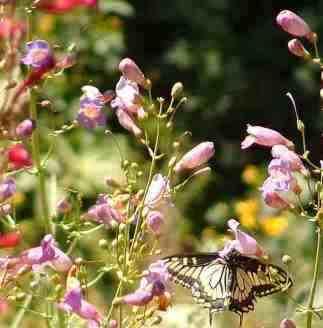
xmin=36 ymin=0 xmax=97 ymax=14
xmin=0 ymin=18 xmax=26 ymax=41
xmin=0 ymin=231 xmax=21 ymax=248
xmin=7 ymin=144 xmax=32 ymax=169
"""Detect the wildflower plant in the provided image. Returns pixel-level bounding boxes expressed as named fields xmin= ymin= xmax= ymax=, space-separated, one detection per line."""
xmin=0 ymin=2 xmax=322 ymax=328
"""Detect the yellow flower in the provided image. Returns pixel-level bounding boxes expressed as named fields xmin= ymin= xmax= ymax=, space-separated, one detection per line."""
xmin=242 ymin=164 xmax=263 ymax=186
xmin=234 ymin=198 xmax=259 ymax=229
xmin=260 ymin=215 xmax=288 ymax=236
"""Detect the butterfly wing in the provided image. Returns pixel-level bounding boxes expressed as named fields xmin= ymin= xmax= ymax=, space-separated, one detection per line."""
xmin=163 ymin=253 xmax=232 ymax=313
xmin=228 ymin=252 xmax=293 ymax=315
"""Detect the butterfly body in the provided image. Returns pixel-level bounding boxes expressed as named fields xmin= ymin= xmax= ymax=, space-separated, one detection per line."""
xmin=163 ymin=249 xmax=292 ymax=326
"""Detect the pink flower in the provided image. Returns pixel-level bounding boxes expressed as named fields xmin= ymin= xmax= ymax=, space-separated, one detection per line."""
xmin=174 ymin=142 xmax=214 ymax=172
xmin=145 ymin=174 xmax=171 ymax=209
xmin=220 ymin=219 xmax=265 ymax=258
xmin=261 ymin=176 xmax=291 ymax=209
xmin=0 ymin=178 xmax=16 ymax=202
xmin=241 ymin=125 xmax=294 ymax=149
xmin=111 ymin=77 xmax=144 ymax=117
xmin=16 ymin=119 xmax=35 ymax=139
xmin=119 ymin=58 xmax=146 ymax=86
xmin=115 ymin=107 xmax=142 ymax=136
xmin=122 ymin=261 xmax=170 ymax=306
xmin=21 ymin=234 xmax=72 ymax=272
xmin=0 ymin=18 xmax=26 ymax=41
xmin=280 ymin=319 xmax=296 ymax=328
xmin=36 ymin=0 xmax=97 ymax=14
xmin=288 ymin=39 xmax=310 ymax=58
xmin=58 ymin=278 xmax=102 ymax=328
xmin=147 ymin=211 xmax=164 ymax=235
xmin=277 ymin=10 xmax=312 ymax=38
xmin=85 ymin=195 xmax=124 ymax=227
xmin=271 ymin=145 xmax=306 ymax=173
xmin=56 ymin=198 xmax=72 ymax=214
xmin=7 ymin=144 xmax=32 ymax=169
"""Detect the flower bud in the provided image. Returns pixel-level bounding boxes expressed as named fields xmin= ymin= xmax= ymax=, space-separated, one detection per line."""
xmin=7 ymin=144 xmax=32 ymax=169
xmin=56 ymin=198 xmax=72 ymax=214
xmin=282 ymin=254 xmax=292 ymax=264
xmin=174 ymin=142 xmax=214 ymax=172
xmin=277 ymin=10 xmax=312 ymax=38
xmin=288 ymin=39 xmax=310 ymax=58
xmin=280 ymin=319 xmax=296 ymax=328
xmin=116 ymin=107 xmax=142 ymax=136
xmin=147 ymin=211 xmax=164 ymax=235
xmin=119 ymin=58 xmax=145 ymax=86
xmin=0 ymin=178 xmax=16 ymax=202
xmin=0 ymin=230 xmax=21 ymax=248
xmin=15 ymin=119 xmax=35 ymax=139
xmin=171 ymin=82 xmax=184 ymax=99
xmin=109 ymin=320 xmax=118 ymax=328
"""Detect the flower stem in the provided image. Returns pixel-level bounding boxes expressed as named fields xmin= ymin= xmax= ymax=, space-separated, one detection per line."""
xmin=10 ymin=294 xmax=33 ymax=328
xmin=306 ymin=225 xmax=321 ymax=328
xmin=30 ymin=89 xmax=51 ymax=234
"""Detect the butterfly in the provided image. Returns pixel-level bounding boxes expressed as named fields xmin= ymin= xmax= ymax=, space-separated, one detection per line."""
xmin=163 ymin=249 xmax=293 ymax=327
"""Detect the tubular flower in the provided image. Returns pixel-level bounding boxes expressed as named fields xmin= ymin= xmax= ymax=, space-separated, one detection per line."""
xmin=122 ymin=261 xmax=170 ymax=307
xmin=220 ymin=219 xmax=265 ymax=258
xmin=271 ymin=145 xmax=306 ymax=174
xmin=7 ymin=144 xmax=32 ymax=169
xmin=115 ymin=107 xmax=142 ymax=136
xmin=58 ymin=277 xmax=102 ymax=328
xmin=16 ymin=119 xmax=35 ymax=139
xmin=85 ymin=194 xmax=124 ymax=227
xmin=111 ymin=77 xmax=145 ymax=118
xmin=21 ymin=234 xmax=72 ymax=272
xmin=276 ymin=10 xmax=312 ymax=38
xmin=145 ymin=174 xmax=171 ymax=209
xmin=174 ymin=141 xmax=215 ymax=172
xmin=77 ymin=86 xmax=106 ymax=129
xmin=147 ymin=210 xmax=164 ymax=235
xmin=36 ymin=0 xmax=97 ymax=14
xmin=119 ymin=58 xmax=146 ymax=86
xmin=241 ymin=125 xmax=294 ymax=150
xmin=0 ymin=231 xmax=21 ymax=248
xmin=0 ymin=178 xmax=16 ymax=202
xmin=288 ymin=39 xmax=310 ymax=58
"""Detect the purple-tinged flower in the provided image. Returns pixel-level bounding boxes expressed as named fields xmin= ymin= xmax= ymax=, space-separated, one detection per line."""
xmin=0 ymin=178 xmax=16 ymax=203
xmin=147 ymin=211 xmax=164 ymax=235
xmin=85 ymin=195 xmax=124 ymax=227
xmin=174 ymin=142 xmax=215 ymax=172
xmin=260 ymin=176 xmax=291 ymax=209
xmin=280 ymin=319 xmax=296 ymax=328
xmin=277 ymin=10 xmax=312 ymax=38
xmin=21 ymin=40 xmax=55 ymax=69
xmin=58 ymin=277 xmax=102 ymax=328
xmin=115 ymin=107 xmax=142 ymax=136
xmin=288 ymin=39 xmax=310 ymax=58
xmin=119 ymin=58 xmax=146 ymax=86
xmin=271 ymin=145 xmax=306 ymax=174
xmin=77 ymin=86 xmax=106 ymax=129
xmin=241 ymin=125 xmax=294 ymax=150
xmin=56 ymin=197 xmax=72 ymax=214
xmin=21 ymin=234 xmax=72 ymax=272
xmin=111 ymin=77 xmax=144 ymax=117
xmin=220 ymin=219 xmax=265 ymax=258
xmin=145 ymin=174 xmax=171 ymax=209
xmin=15 ymin=119 xmax=35 ymax=139
xmin=122 ymin=261 xmax=170 ymax=307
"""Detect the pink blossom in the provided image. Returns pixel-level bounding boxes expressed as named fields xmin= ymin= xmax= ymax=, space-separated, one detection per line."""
xmin=115 ymin=107 xmax=142 ymax=136
xmin=277 ymin=10 xmax=312 ymax=38
xmin=0 ymin=18 xmax=26 ymax=42
xmin=220 ymin=219 xmax=265 ymax=258
xmin=36 ymin=0 xmax=97 ymax=14
xmin=85 ymin=194 xmax=124 ymax=227
xmin=241 ymin=125 xmax=294 ymax=149
xmin=58 ymin=278 xmax=102 ymax=328
xmin=56 ymin=198 xmax=72 ymax=214
xmin=111 ymin=77 xmax=144 ymax=117
xmin=21 ymin=234 xmax=72 ymax=272
xmin=16 ymin=119 xmax=35 ymax=139
xmin=119 ymin=58 xmax=146 ymax=86
xmin=288 ymin=39 xmax=310 ymax=58
xmin=147 ymin=211 xmax=164 ymax=235
xmin=271 ymin=145 xmax=306 ymax=173
xmin=174 ymin=142 xmax=214 ymax=172
xmin=280 ymin=319 xmax=296 ymax=328
xmin=0 ymin=178 xmax=16 ymax=202
xmin=145 ymin=174 xmax=171 ymax=209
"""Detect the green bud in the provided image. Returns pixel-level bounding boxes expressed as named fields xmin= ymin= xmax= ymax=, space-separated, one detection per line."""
xmin=99 ymin=239 xmax=109 ymax=249
xmin=282 ymin=254 xmax=292 ymax=264
xmin=171 ymin=82 xmax=184 ymax=99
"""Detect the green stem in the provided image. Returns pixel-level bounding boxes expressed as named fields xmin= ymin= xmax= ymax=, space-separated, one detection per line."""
xmin=30 ymin=90 xmax=51 ymax=234
xmin=306 ymin=226 xmax=321 ymax=328
xmin=10 ymin=294 xmax=33 ymax=328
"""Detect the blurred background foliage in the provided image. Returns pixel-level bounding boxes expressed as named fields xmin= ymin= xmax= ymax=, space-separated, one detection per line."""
xmin=5 ymin=0 xmax=323 ymax=326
